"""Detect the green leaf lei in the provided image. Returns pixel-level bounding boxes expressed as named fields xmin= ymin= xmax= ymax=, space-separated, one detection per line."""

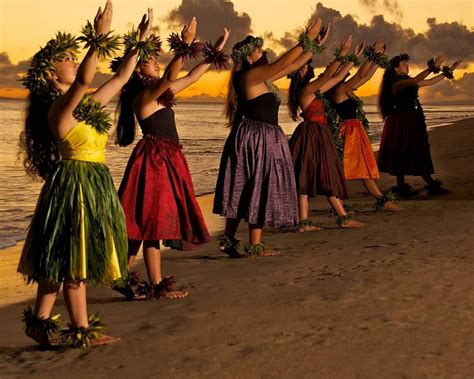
xmin=110 ymin=29 xmax=162 ymax=72
xmin=334 ymin=48 xmax=361 ymax=66
xmin=354 ymin=96 xmax=370 ymax=137
xmin=21 ymin=32 xmax=80 ymax=93
xmin=49 ymin=89 xmax=112 ymax=134
xmin=73 ymin=95 xmax=112 ymax=134
xmin=363 ymin=45 xmax=389 ymax=68
xmin=298 ymin=33 xmax=326 ymax=54
xmin=76 ymin=21 xmax=121 ymax=59
xmin=316 ymin=91 xmax=344 ymax=158
xmin=123 ymin=28 xmax=162 ymax=62
xmin=230 ymin=36 xmax=263 ymax=63
xmin=441 ymin=65 xmax=454 ymax=79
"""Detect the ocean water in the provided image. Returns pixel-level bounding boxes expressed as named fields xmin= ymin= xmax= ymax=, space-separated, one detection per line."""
xmin=1 ymin=98 xmax=473 ymax=249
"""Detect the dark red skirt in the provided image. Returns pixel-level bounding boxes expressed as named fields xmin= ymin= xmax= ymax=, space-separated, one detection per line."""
xmin=118 ymin=134 xmax=210 ymax=250
xmin=377 ymin=110 xmax=434 ymax=176
xmin=289 ymin=120 xmax=348 ymax=199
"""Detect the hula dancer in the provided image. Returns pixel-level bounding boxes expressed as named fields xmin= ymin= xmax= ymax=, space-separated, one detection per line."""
xmin=214 ymin=19 xmax=325 ymax=257
xmin=115 ymin=19 xmax=227 ymax=299
xmin=18 ymin=2 xmax=154 ymax=347
xmin=287 ymin=35 xmax=366 ymax=230
xmin=330 ymin=41 xmax=399 ymax=211
xmin=378 ymin=53 xmax=461 ymax=196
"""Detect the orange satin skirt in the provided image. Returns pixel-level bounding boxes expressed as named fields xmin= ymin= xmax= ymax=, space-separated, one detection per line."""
xmin=339 ymin=119 xmax=380 ymax=180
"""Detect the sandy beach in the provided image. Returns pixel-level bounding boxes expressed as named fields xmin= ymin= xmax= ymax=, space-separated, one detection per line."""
xmin=1 ymin=117 xmax=473 ymax=378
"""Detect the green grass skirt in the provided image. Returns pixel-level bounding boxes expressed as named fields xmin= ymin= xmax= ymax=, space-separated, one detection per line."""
xmin=18 ymin=160 xmax=128 ymax=285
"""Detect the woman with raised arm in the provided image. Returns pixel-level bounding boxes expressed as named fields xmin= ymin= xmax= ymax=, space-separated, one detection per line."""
xmin=17 ymin=3 xmax=156 ymax=347
xmin=114 ymin=21 xmax=230 ymax=300
xmin=329 ymin=41 xmax=399 ymax=211
xmin=378 ymin=54 xmax=461 ymax=197
xmin=288 ymin=36 xmax=366 ymax=230
xmin=214 ymin=20 xmax=325 ymax=258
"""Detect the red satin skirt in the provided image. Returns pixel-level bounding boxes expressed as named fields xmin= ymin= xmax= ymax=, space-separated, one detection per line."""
xmin=119 ymin=134 xmax=210 ymax=250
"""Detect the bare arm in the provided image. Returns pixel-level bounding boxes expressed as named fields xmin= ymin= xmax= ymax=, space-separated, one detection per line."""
xmin=245 ymin=19 xmax=322 ymax=85
xmin=268 ymin=50 xmax=315 ymax=82
xmin=320 ymin=62 xmax=355 ymax=93
xmin=301 ymin=35 xmax=353 ymax=96
xmin=419 ymin=60 xmax=461 ymax=87
xmin=92 ymin=9 xmax=153 ymax=105
xmin=392 ymin=69 xmax=431 ymax=93
xmin=50 ymin=2 xmax=113 ymax=124
xmin=300 ymin=59 xmax=341 ymax=95
xmin=418 ymin=74 xmax=445 ymax=87
xmin=269 ymin=23 xmax=331 ymax=82
xmin=138 ymin=17 xmax=197 ymax=105
xmin=393 ymin=54 xmax=446 ymax=94
xmin=331 ymin=41 xmax=368 ymax=93
xmin=170 ymin=28 xmax=231 ymax=94
xmin=352 ymin=61 xmax=378 ymax=89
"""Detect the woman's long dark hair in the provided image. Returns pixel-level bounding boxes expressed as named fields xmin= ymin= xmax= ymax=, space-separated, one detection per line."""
xmin=287 ymin=60 xmax=314 ymax=121
xmin=224 ymin=36 xmax=254 ymax=127
xmin=287 ymin=72 xmax=305 ymax=121
xmin=19 ymin=91 xmax=59 ymax=180
xmin=115 ymin=72 xmax=144 ymax=146
xmin=379 ymin=55 xmax=410 ymax=119
xmin=378 ymin=66 xmax=398 ymax=120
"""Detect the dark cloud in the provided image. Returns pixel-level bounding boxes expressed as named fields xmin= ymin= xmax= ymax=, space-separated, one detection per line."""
xmin=273 ymin=3 xmax=474 ymax=66
xmin=0 ymin=52 xmax=11 ymax=65
xmin=426 ymin=72 xmax=474 ymax=99
xmin=359 ymin=0 xmax=403 ymax=21
xmin=165 ymin=0 xmax=252 ymax=48
xmin=0 ymin=54 xmax=29 ymax=88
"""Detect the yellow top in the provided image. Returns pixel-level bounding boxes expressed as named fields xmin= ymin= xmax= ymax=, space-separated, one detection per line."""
xmin=58 ymin=121 xmax=107 ymax=163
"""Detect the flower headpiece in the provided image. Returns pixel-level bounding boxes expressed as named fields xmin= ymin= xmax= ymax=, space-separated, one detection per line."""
xmin=21 ymin=32 xmax=80 ymax=93
xmin=230 ymin=36 xmax=264 ymax=63
xmin=110 ymin=29 xmax=162 ymax=73
xmin=389 ymin=53 xmax=410 ymax=68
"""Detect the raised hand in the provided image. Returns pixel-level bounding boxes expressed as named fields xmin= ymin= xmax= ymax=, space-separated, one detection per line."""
xmin=215 ymin=27 xmax=231 ymax=51
xmin=306 ymin=18 xmax=322 ymax=40
xmin=317 ymin=22 xmax=331 ymax=45
xmin=340 ymin=35 xmax=353 ymax=55
xmin=435 ymin=54 xmax=446 ymax=67
xmin=373 ymin=40 xmax=385 ymax=53
xmin=182 ymin=16 xmax=197 ymax=44
xmin=94 ymin=0 xmax=113 ymax=35
xmin=354 ymin=41 xmax=365 ymax=56
xmin=138 ymin=8 xmax=153 ymax=41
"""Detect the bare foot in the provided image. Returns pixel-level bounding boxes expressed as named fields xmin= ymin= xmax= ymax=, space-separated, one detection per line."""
xmin=159 ymin=290 xmax=189 ymax=299
xmin=25 ymin=326 xmax=50 ymax=346
xmin=256 ymin=248 xmax=281 ymax=257
xmin=341 ymin=220 xmax=365 ymax=228
xmin=89 ymin=335 xmax=121 ymax=347
xmin=298 ymin=225 xmax=322 ymax=233
xmin=383 ymin=202 xmax=401 ymax=211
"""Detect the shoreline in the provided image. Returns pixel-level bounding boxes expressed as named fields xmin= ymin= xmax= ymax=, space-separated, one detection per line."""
xmin=1 ymin=114 xmax=472 ymax=251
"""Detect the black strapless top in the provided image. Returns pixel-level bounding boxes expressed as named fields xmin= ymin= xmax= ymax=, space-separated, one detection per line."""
xmin=242 ymin=92 xmax=280 ymax=125
xmin=335 ymin=98 xmax=358 ymax=120
xmin=138 ymin=107 xmax=179 ymax=143
xmin=392 ymin=80 xmax=422 ymax=112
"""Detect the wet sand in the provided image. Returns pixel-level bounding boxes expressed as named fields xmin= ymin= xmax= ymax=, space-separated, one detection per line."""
xmin=1 ymin=118 xmax=473 ymax=377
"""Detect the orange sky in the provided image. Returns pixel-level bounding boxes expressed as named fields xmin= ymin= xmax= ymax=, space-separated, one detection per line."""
xmin=1 ymin=0 xmax=473 ymax=99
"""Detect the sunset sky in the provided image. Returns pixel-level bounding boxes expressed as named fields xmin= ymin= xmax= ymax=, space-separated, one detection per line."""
xmin=1 ymin=0 xmax=473 ymax=101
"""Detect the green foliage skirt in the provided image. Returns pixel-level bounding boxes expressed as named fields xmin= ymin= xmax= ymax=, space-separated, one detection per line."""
xmin=18 ymin=160 xmax=128 ymax=285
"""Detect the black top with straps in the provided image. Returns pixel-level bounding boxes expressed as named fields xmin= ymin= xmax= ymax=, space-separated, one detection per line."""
xmin=242 ymin=92 xmax=280 ymax=125
xmin=334 ymin=97 xmax=358 ymax=120
xmin=138 ymin=107 xmax=179 ymax=144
